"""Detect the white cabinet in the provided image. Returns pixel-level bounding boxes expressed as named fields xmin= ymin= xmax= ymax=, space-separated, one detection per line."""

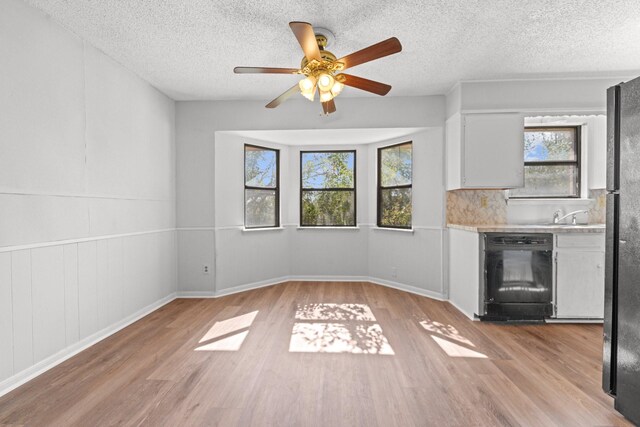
xmin=587 ymin=115 xmax=607 ymax=190
xmin=448 ymin=228 xmax=481 ymax=319
xmin=446 ymin=112 xmax=524 ymax=190
xmin=554 ymin=234 xmax=605 ymax=319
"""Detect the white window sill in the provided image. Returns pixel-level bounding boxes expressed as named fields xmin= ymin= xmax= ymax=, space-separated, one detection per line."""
xmin=372 ymin=226 xmax=414 ymax=234
xmin=242 ymin=226 xmax=285 ymax=232
xmin=507 ymin=198 xmax=593 ymax=206
xmin=296 ymin=226 xmax=360 ymax=230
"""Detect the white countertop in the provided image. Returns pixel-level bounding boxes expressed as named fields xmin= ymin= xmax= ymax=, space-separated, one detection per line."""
xmin=447 ymin=223 xmax=606 ymax=233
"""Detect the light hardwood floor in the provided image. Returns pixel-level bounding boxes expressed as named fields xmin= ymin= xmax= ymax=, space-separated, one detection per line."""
xmin=0 ymin=281 xmax=631 ymax=426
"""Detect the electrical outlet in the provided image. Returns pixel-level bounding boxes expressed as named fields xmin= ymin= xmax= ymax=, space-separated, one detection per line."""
xmin=480 ymin=196 xmax=488 ymax=208
xmin=391 ymin=267 xmax=397 ymax=278
xmin=203 ymin=265 xmax=210 ymax=274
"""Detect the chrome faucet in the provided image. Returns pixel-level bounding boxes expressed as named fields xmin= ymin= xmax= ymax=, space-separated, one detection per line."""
xmin=553 ymin=209 xmax=588 ymax=225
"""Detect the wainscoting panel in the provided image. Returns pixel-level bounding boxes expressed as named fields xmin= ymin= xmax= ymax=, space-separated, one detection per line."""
xmin=0 ymin=253 xmax=13 ymax=381
xmin=0 ymin=230 xmax=177 ymax=392
xmin=31 ymin=246 xmax=66 ymax=364
xmin=11 ymin=250 xmax=33 ymax=373
xmin=78 ymin=241 xmax=99 ymax=340
xmin=63 ymin=244 xmax=80 ymax=346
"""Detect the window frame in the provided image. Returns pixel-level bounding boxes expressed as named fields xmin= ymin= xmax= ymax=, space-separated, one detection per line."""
xmin=510 ymin=126 xmax=581 ymax=199
xmin=299 ymin=149 xmax=357 ymax=227
xmin=377 ymin=141 xmax=413 ymax=230
xmin=244 ymin=143 xmax=280 ymax=229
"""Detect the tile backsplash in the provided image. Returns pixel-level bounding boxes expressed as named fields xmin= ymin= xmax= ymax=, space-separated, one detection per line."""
xmin=446 ymin=190 xmax=508 ymax=225
xmin=446 ymin=189 xmax=606 ymax=225
xmin=588 ymin=189 xmax=606 ymax=224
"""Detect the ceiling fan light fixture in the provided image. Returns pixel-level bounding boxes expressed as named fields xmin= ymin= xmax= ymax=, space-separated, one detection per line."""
xmin=301 ymin=85 xmax=316 ymax=101
xmin=299 ymin=76 xmax=316 ymax=92
xmin=235 ymin=22 xmax=402 ymax=114
xmin=317 ymin=73 xmax=334 ymax=91
xmin=319 ymin=89 xmax=333 ymax=103
xmin=331 ymin=81 xmax=344 ymax=96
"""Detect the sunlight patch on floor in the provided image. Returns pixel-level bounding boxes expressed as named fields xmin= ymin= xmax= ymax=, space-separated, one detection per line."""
xmin=430 ymin=335 xmax=488 ymax=359
xmin=195 ymin=310 xmax=258 ymax=352
xmin=419 ymin=319 xmax=475 ymax=347
xmin=295 ymin=303 xmax=376 ymax=321
xmin=199 ymin=311 xmax=258 ymax=343
xmin=196 ymin=330 xmax=250 ymax=352
xmin=289 ymin=322 xmax=394 ymax=355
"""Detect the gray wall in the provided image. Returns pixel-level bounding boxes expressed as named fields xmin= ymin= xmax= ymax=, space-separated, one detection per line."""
xmin=175 ymin=96 xmax=447 ymax=296
xmin=0 ymin=0 xmax=177 ymax=390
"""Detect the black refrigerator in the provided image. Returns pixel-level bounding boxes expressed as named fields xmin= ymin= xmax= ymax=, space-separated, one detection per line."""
xmin=603 ymin=76 xmax=640 ymax=425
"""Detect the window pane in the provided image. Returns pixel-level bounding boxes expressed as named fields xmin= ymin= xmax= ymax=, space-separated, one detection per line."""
xmin=380 ymin=143 xmax=412 ymax=187
xmin=245 ymin=189 xmax=276 ymax=227
xmin=524 ymin=128 xmax=577 ymax=161
xmin=301 ymin=152 xmax=354 ymax=189
xmin=510 ymin=165 xmax=578 ymax=197
xmin=245 ymin=146 xmax=277 ymax=188
xmin=380 ymin=188 xmax=412 ymax=228
xmin=301 ymin=191 xmax=355 ymax=226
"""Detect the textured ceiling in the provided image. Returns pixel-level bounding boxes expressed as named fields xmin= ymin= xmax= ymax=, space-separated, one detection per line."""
xmin=23 ymin=0 xmax=640 ymax=101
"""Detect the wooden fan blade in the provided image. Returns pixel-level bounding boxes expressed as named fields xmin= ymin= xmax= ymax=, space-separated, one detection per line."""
xmin=338 ymin=73 xmax=391 ymax=96
xmin=322 ymin=99 xmax=336 ymax=115
xmin=266 ymin=84 xmax=301 ymax=109
xmin=234 ymin=67 xmax=299 ymax=74
xmin=289 ymin=22 xmax=321 ymax=62
xmin=337 ymin=37 xmax=402 ymax=70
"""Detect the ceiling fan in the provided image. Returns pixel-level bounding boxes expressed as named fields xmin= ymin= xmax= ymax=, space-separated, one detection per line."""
xmin=234 ymin=22 xmax=402 ymax=115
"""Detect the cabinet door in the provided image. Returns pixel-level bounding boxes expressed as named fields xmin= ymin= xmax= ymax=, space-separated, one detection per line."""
xmin=463 ymin=113 xmax=524 ymax=188
xmin=446 ymin=113 xmax=462 ymax=190
xmin=556 ymin=250 xmax=605 ymax=318
xmin=587 ymin=115 xmax=607 ymax=190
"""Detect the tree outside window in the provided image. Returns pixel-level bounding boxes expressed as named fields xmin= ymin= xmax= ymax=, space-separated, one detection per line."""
xmin=245 ymin=144 xmax=279 ymax=228
xmin=300 ymin=151 xmax=356 ymax=226
xmin=378 ymin=142 xmax=412 ymax=229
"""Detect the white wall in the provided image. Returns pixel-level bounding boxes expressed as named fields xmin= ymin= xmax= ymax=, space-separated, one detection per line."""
xmin=210 ymin=129 xmax=444 ymax=296
xmin=457 ymin=78 xmax=629 ymax=113
xmin=367 ymin=131 xmax=446 ymax=294
xmin=212 ymin=134 xmax=290 ymax=291
xmin=287 ymin=143 xmax=370 ymax=280
xmin=0 ymin=0 xmax=176 ymax=392
xmin=176 ymin=97 xmax=447 ymax=296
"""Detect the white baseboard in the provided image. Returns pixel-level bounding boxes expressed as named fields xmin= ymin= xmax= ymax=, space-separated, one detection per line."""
xmin=176 ymin=276 xmax=292 ymax=299
xmin=177 ymin=276 xmax=446 ymax=301
xmin=367 ymin=277 xmax=446 ymax=301
xmin=176 ymin=291 xmax=216 ymax=298
xmin=291 ymin=275 xmax=370 ymax=282
xmin=446 ymin=299 xmax=479 ymax=321
xmin=0 ymin=293 xmax=177 ymax=398
xmin=214 ymin=276 xmax=291 ymax=298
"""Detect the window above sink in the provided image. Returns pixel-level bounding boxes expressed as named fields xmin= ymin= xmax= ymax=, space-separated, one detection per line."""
xmin=509 ymin=126 xmax=581 ymax=199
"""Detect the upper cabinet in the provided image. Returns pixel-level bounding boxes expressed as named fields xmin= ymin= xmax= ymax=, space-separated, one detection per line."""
xmin=587 ymin=115 xmax=607 ymax=190
xmin=446 ymin=112 xmax=524 ymax=190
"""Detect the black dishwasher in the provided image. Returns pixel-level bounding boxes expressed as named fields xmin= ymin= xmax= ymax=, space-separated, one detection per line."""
xmin=482 ymin=233 xmax=553 ymax=321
